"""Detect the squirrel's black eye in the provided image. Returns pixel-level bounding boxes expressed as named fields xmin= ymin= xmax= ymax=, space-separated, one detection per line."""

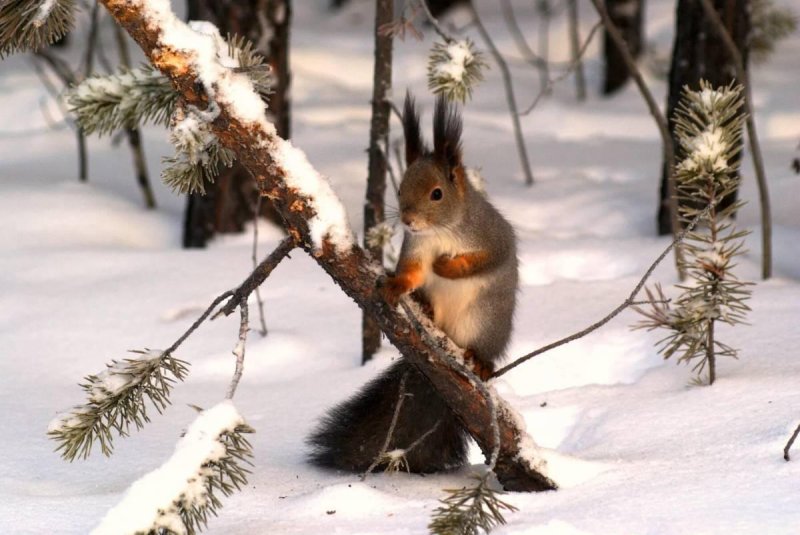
xmin=430 ymin=188 xmax=443 ymax=201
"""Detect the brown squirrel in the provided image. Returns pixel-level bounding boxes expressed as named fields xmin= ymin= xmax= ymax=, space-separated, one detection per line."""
xmin=307 ymin=94 xmax=518 ymax=473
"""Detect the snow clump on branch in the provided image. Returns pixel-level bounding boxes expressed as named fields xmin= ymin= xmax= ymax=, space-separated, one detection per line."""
xmin=92 ymin=401 xmax=253 ymax=535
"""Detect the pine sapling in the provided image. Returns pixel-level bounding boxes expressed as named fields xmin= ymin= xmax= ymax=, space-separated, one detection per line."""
xmin=633 ymin=81 xmax=753 ymax=385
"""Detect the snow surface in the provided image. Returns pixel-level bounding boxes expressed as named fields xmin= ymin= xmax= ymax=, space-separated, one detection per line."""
xmin=1 ymin=1 xmax=800 ymax=534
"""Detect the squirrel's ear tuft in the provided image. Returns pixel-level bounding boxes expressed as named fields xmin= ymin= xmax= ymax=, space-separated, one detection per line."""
xmin=432 ymin=95 xmax=463 ymax=177
xmin=403 ymin=92 xmax=426 ymax=166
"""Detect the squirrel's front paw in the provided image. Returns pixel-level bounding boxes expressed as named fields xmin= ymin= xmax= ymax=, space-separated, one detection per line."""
xmin=433 ymin=254 xmax=459 ymax=278
xmin=378 ymin=276 xmax=407 ymax=307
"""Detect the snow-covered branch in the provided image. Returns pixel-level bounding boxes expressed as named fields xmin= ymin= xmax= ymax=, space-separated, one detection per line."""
xmin=92 ymin=401 xmax=253 ymax=535
xmin=98 ymin=0 xmax=553 ymax=491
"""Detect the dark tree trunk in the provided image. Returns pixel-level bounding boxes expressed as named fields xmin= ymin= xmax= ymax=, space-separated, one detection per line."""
xmin=183 ymin=0 xmax=292 ymax=248
xmin=657 ymin=0 xmax=749 ymax=235
xmin=362 ymin=0 xmax=393 ymax=364
xmin=602 ymin=0 xmax=644 ymax=95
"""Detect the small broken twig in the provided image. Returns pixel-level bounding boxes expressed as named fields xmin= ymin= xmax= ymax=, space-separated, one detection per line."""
xmin=226 ymin=303 xmax=249 ymax=399
xmin=784 ymin=423 xmax=800 ymax=461
xmin=362 ymin=371 xmax=410 ymax=479
xmin=217 ymin=236 xmax=296 ymax=318
xmin=251 ymin=195 xmax=269 ymax=336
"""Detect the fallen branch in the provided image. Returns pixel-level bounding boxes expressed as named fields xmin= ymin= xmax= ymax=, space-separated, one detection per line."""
xmin=101 ymin=0 xmax=554 ymax=491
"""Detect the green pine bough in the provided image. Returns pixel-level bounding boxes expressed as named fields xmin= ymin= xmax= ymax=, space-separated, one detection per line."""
xmin=633 ymin=81 xmax=753 ymax=385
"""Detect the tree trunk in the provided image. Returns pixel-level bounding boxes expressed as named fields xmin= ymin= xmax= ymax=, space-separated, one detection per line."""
xmin=362 ymin=0 xmax=393 ymax=364
xmin=657 ymin=0 xmax=748 ymax=235
xmin=101 ymin=0 xmax=556 ymax=492
xmin=183 ymin=0 xmax=292 ymax=248
xmin=602 ymin=0 xmax=644 ymax=95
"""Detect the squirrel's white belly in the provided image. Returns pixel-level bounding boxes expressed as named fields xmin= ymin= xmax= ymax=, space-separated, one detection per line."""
xmin=424 ymin=274 xmax=488 ymax=349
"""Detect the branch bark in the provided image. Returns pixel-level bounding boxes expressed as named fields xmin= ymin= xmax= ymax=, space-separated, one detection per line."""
xmin=99 ymin=0 xmax=554 ymax=492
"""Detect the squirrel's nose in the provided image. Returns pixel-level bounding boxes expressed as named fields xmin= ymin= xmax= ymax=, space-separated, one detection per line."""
xmin=401 ymin=212 xmax=414 ymax=226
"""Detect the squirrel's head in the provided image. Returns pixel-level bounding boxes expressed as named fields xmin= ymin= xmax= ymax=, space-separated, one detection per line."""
xmin=398 ymin=93 xmax=468 ymax=233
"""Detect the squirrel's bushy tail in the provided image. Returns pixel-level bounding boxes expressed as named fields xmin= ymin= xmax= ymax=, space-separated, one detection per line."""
xmin=306 ymin=359 xmax=469 ymax=473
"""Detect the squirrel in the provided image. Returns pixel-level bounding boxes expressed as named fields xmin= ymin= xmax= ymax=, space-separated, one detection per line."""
xmin=306 ymin=93 xmax=518 ymax=474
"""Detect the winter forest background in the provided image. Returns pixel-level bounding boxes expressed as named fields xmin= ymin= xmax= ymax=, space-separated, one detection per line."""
xmin=1 ymin=0 xmax=799 ymax=533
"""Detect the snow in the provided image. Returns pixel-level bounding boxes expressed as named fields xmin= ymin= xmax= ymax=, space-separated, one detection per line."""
xmin=2 ymin=1 xmax=800 ymax=534
xmin=92 ymin=400 xmax=245 ymax=535
xmin=31 ymin=0 xmax=57 ymax=28
xmin=435 ymin=40 xmax=475 ymax=83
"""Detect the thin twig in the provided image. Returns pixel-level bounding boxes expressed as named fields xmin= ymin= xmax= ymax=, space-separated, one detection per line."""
xmin=537 ymin=0 xmax=551 ymax=94
xmin=697 ymin=0 xmax=772 ymax=280
xmin=469 ymin=3 xmax=535 ymax=187
xmin=251 ymin=195 xmax=269 ymax=336
xmin=588 ymin=0 xmax=684 ymax=279
xmin=83 ymin=1 xmax=100 ymax=77
xmin=401 ymin=301 xmax=501 ymax=471
xmin=164 ymin=291 xmax=235 ymax=356
xmin=33 ymin=49 xmax=89 ymax=183
xmin=381 ymin=141 xmax=400 ymax=196
xmin=494 ymin=205 xmax=711 ymax=378
xmin=405 ymin=419 xmax=442 ymax=453
xmin=362 ymin=371 xmax=410 ymax=479
xmin=519 ymin=21 xmax=601 ymax=116
xmin=566 ymin=0 xmax=586 ymax=101
xmin=418 ymin=0 xmax=454 ymax=43
xmin=226 ymin=302 xmax=249 ymax=399
xmin=500 ymin=0 xmax=548 ymax=93
xmin=784 ymin=423 xmax=800 ymax=461
xmin=216 ymin=236 xmax=296 ymax=318
xmin=113 ymin=22 xmax=157 ymax=209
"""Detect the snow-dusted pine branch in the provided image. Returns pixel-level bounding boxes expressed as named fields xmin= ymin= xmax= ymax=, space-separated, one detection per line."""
xmin=428 ymin=475 xmax=518 ymax=535
xmin=48 ymin=349 xmax=189 ymax=461
xmin=92 ymin=401 xmax=254 ymax=535
xmin=633 ymin=81 xmax=752 ymax=385
xmin=427 ymin=39 xmax=486 ymax=103
xmin=0 ymin=0 xmax=75 ymax=58
xmin=69 ymin=66 xmax=177 ymax=135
